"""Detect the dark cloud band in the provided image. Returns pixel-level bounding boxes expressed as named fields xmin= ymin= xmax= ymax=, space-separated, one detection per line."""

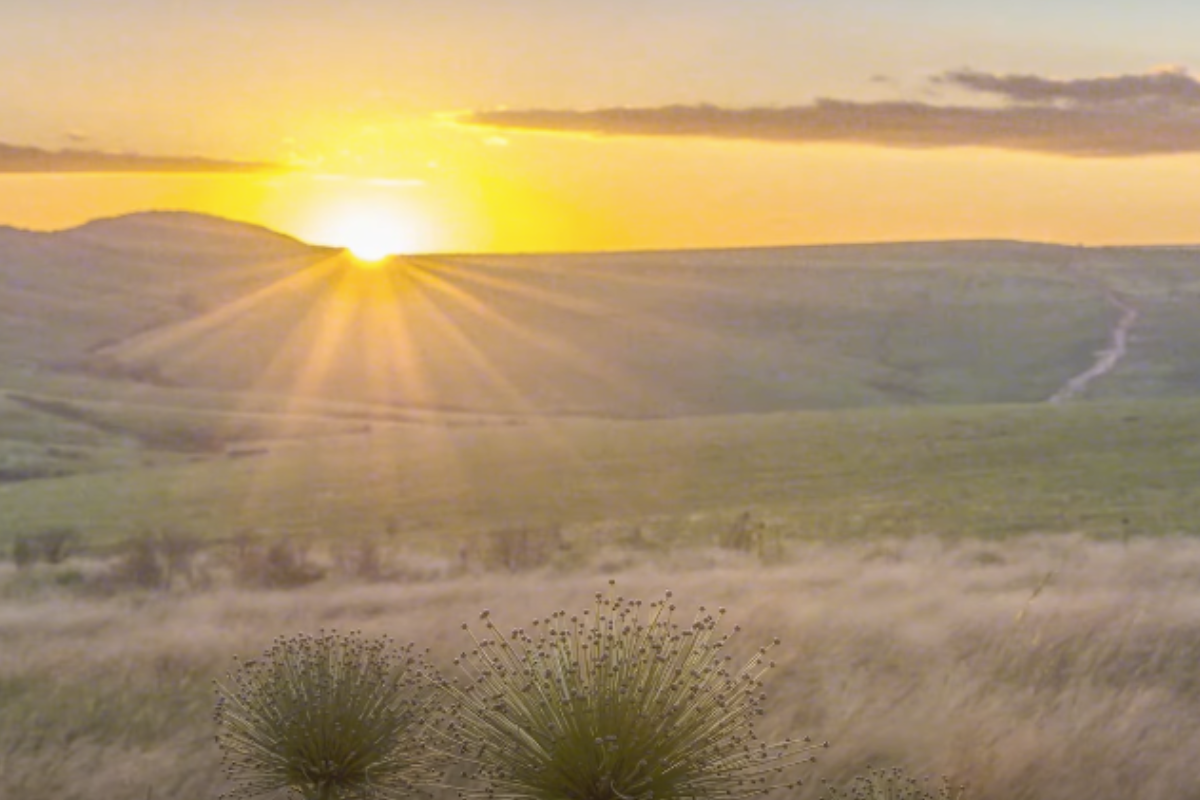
xmin=0 ymin=143 xmax=282 ymax=173
xmin=464 ymin=69 xmax=1200 ymax=158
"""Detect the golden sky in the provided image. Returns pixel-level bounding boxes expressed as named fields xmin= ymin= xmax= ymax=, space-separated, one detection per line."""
xmin=7 ymin=1 xmax=1200 ymax=253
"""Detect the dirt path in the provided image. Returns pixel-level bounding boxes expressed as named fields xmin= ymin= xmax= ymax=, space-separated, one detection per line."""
xmin=1048 ymin=264 xmax=1139 ymax=403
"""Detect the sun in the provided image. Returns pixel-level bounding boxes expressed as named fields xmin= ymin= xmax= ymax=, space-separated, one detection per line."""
xmin=346 ymin=237 xmax=395 ymax=263
xmin=337 ymin=209 xmax=411 ymax=262
xmin=309 ymin=201 xmax=418 ymax=262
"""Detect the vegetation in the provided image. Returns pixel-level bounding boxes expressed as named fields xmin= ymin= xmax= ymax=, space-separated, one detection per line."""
xmin=5 ymin=397 xmax=1200 ymax=551
xmin=4 ymin=536 xmax=1200 ymax=799
xmin=215 ymin=631 xmax=441 ymax=800
xmin=7 ymin=233 xmax=1200 ymax=799
xmin=818 ymin=767 xmax=966 ymax=800
xmin=436 ymin=584 xmax=822 ymax=800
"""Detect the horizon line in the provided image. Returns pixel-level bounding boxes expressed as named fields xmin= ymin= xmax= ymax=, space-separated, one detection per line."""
xmin=4 ymin=208 xmax=1200 ymax=257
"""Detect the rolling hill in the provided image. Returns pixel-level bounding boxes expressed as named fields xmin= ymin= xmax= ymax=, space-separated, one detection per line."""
xmin=4 ymin=212 xmax=1200 ymax=546
xmin=9 ymin=213 xmax=1200 ymax=419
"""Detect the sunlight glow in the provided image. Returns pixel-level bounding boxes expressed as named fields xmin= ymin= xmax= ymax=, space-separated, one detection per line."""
xmin=316 ymin=204 xmax=414 ymax=261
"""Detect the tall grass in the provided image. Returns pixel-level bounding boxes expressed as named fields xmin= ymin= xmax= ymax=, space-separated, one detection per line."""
xmin=3 ymin=535 xmax=1200 ymax=799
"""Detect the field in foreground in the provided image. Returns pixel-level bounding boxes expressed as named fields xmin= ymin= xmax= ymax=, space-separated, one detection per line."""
xmin=3 ymin=535 xmax=1198 ymax=800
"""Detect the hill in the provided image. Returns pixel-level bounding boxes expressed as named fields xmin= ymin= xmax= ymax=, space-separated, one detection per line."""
xmin=4 ymin=213 xmax=1200 ymax=547
xmin=0 ymin=212 xmax=330 ymax=369
xmin=9 ymin=216 xmax=1200 ymax=420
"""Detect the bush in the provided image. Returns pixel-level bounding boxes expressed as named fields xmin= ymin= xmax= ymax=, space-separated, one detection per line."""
xmin=481 ymin=524 xmax=565 ymax=572
xmin=434 ymin=582 xmax=824 ymax=800
xmin=107 ymin=529 xmax=201 ymax=590
xmin=11 ymin=536 xmax=35 ymax=569
xmin=230 ymin=538 xmax=325 ymax=589
xmin=331 ymin=536 xmax=386 ymax=582
xmin=716 ymin=512 xmax=781 ymax=559
xmin=214 ymin=631 xmax=442 ymax=799
xmin=10 ymin=528 xmax=80 ymax=567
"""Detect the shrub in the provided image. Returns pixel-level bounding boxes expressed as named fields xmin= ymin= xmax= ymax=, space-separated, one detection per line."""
xmin=107 ymin=529 xmax=201 ymax=590
xmin=16 ymin=527 xmax=81 ymax=565
xmin=11 ymin=536 xmax=35 ymax=569
xmin=9 ymin=528 xmax=81 ymax=569
xmin=230 ymin=538 xmax=325 ymax=589
xmin=434 ymin=582 xmax=824 ymax=800
xmin=214 ymin=630 xmax=442 ymax=799
xmin=481 ymin=524 xmax=565 ymax=572
xmin=718 ymin=511 xmax=764 ymax=553
xmin=332 ymin=536 xmax=386 ymax=582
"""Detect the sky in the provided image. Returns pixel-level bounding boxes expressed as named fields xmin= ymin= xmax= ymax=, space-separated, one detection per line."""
xmin=7 ymin=0 xmax=1200 ymax=253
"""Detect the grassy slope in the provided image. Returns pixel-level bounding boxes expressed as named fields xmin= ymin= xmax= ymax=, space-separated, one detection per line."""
xmin=97 ymin=241 xmax=1119 ymax=415
xmin=3 ymin=398 xmax=1199 ymax=549
xmin=4 ymin=222 xmax=1200 ymax=550
xmin=1074 ymin=246 xmax=1200 ymax=398
xmin=6 ymin=223 xmax=1200 ymax=425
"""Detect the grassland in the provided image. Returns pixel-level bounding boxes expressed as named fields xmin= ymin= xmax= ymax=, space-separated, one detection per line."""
xmin=12 ymin=224 xmax=1200 ymax=423
xmin=3 ymin=536 xmax=1199 ymax=800
xmin=6 ymin=218 xmax=1200 ymax=799
xmin=79 ymin=242 xmax=1123 ymax=416
xmin=3 ymin=398 xmax=1200 ymax=551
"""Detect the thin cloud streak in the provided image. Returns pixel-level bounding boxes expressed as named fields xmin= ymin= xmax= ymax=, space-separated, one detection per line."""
xmin=465 ymin=68 xmax=1200 ymax=158
xmin=0 ymin=143 xmax=283 ymax=173
xmin=937 ymin=66 xmax=1200 ymax=107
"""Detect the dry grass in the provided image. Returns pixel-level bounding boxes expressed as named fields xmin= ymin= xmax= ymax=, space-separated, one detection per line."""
xmin=3 ymin=535 xmax=1200 ymax=799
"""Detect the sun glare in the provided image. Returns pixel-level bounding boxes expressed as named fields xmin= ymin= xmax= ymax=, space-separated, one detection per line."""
xmin=338 ymin=209 xmax=409 ymax=262
xmin=348 ymin=238 xmax=394 ymax=263
xmin=309 ymin=200 xmax=418 ymax=262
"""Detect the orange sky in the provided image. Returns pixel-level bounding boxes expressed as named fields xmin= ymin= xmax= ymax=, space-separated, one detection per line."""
xmin=7 ymin=2 xmax=1200 ymax=253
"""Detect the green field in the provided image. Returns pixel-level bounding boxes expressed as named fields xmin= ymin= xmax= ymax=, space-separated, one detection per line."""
xmin=2 ymin=399 xmax=1200 ymax=553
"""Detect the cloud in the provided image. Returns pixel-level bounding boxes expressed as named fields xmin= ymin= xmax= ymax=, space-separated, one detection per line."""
xmin=0 ymin=143 xmax=284 ymax=173
xmin=935 ymin=66 xmax=1200 ymax=107
xmin=463 ymin=68 xmax=1200 ymax=158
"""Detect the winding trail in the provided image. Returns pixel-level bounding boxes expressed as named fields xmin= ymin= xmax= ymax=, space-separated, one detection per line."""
xmin=1048 ymin=257 xmax=1139 ymax=404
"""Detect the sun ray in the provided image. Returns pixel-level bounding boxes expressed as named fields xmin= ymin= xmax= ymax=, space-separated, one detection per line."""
xmin=98 ymin=253 xmax=347 ymax=371
xmin=406 ymin=256 xmax=750 ymax=406
xmin=405 ymin=259 xmax=669 ymax=413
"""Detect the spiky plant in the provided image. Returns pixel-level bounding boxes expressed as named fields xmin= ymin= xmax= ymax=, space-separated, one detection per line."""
xmin=434 ymin=582 xmax=825 ymax=800
xmin=818 ymin=767 xmax=968 ymax=800
xmin=214 ymin=630 xmax=442 ymax=800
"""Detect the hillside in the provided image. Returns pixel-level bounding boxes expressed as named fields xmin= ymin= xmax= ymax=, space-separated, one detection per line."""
xmin=5 ymin=213 xmax=1200 ymax=546
xmin=0 ymin=213 xmax=330 ymax=369
xmin=9 ymin=215 xmax=1200 ymax=421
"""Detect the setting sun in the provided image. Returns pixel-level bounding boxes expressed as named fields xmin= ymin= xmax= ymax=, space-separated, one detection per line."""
xmin=299 ymin=193 xmax=426 ymax=260
xmin=328 ymin=206 xmax=410 ymax=261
